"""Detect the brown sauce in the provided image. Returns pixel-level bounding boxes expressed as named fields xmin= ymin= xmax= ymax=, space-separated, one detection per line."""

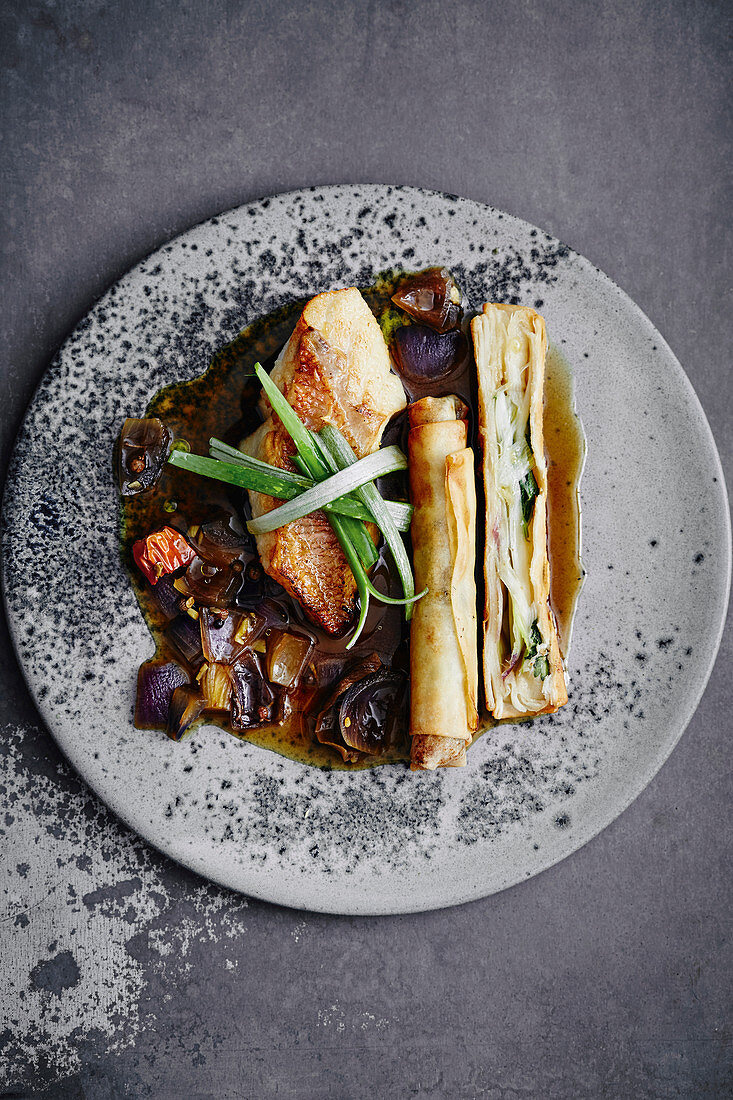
xmin=120 ymin=276 xmax=585 ymax=768
xmin=544 ymin=346 xmax=586 ymax=658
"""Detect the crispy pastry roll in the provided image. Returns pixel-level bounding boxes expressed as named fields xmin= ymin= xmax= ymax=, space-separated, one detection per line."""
xmin=471 ymin=304 xmax=567 ymax=720
xmin=408 ymin=396 xmax=479 ymax=770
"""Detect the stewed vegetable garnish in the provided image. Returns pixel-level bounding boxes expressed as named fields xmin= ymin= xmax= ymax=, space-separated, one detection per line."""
xmin=117 ymin=280 xmax=429 ymax=759
xmin=118 ymin=268 xmax=583 ymax=769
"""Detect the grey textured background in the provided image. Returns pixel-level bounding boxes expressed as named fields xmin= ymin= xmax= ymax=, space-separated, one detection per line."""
xmin=1 ymin=1 xmax=731 ymax=1097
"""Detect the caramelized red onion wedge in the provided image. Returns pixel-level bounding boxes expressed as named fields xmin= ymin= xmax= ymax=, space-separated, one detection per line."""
xmin=339 ymin=670 xmax=406 ymax=755
xmin=118 ymin=417 xmax=172 ymax=496
xmin=135 ymin=660 xmax=189 ymax=729
xmin=315 ymin=653 xmax=382 ymax=762
xmin=392 ymin=325 xmax=468 ymax=385
xmin=391 ymin=268 xmax=461 ymax=333
xmin=167 ymin=685 xmax=206 ymax=742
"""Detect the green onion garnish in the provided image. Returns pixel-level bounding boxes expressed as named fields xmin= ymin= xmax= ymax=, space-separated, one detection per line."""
xmin=168 ymin=449 xmax=413 ymax=530
xmin=253 ymin=363 xmax=374 ymax=647
xmin=320 ymin=424 xmax=421 ymax=619
xmin=245 ymin=447 xmax=408 ymax=536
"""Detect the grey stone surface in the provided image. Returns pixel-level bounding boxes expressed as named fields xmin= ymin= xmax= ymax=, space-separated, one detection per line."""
xmin=0 ymin=0 xmax=730 ymax=1096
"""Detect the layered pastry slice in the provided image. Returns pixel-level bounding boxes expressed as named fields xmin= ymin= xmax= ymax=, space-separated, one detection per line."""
xmin=471 ymin=304 xmax=567 ymax=720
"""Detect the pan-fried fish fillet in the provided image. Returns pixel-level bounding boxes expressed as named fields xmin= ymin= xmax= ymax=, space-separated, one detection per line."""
xmin=241 ymin=288 xmax=406 ymax=634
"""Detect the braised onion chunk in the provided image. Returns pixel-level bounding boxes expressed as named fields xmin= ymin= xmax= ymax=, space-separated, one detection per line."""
xmin=338 ymin=670 xmax=406 ymax=755
xmin=118 ymin=417 xmax=172 ymax=495
xmin=265 ymin=629 xmax=315 ymax=690
xmin=392 ymin=325 xmax=468 ymax=385
xmin=391 ymin=268 xmax=462 ymax=333
xmin=167 ymin=685 xmax=206 ymax=741
xmin=472 ymin=303 xmax=568 ymax=719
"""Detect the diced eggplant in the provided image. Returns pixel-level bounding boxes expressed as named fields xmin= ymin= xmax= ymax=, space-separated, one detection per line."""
xmin=135 ymin=660 xmax=189 ymax=729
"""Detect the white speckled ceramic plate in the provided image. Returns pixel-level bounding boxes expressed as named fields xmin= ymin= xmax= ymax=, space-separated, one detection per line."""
xmin=2 ymin=185 xmax=730 ymax=914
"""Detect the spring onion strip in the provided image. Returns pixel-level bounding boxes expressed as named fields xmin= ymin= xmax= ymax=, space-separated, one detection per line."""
xmin=255 ymin=363 xmax=329 ymax=479
xmin=320 ymin=425 xmax=420 ymax=619
xmin=245 ymin=447 xmax=407 ymax=535
xmin=253 ymin=362 xmax=381 ymax=571
xmin=210 ymin=440 xmax=413 ymax=531
xmin=169 ymin=450 xmax=411 ymax=531
xmin=168 ymin=449 xmax=304 ymax=497
xmin=253 ymin=363 xmax=372 ymax=647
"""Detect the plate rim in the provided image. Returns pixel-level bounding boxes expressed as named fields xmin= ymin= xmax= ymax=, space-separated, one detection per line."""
xmin=2 ymin=183 xmax=731 ymax=914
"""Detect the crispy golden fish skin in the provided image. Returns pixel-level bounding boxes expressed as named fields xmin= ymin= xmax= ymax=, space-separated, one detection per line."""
xmin=241 ymin=288 xmax=406 ymax=635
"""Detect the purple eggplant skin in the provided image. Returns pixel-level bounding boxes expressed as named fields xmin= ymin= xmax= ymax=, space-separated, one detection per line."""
xmin=230 ymin=651 xmax=276 ymax=731
xmin=166 ymin=614 xmax=204 ymax=667
xmin=135 ymin=660 xmax=189 ymax=729
xmin=392 ymin=325 xmax=468 ymax=385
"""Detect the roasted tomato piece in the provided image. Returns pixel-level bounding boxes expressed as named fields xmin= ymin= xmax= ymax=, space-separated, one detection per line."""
xmin=132 ymin=526 xmax=196 ymax=585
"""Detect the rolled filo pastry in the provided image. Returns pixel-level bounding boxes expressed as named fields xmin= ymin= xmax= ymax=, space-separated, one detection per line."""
xmin=471 ymin=303 xmax=568 ymax=720
xmin=408 ymin=395 xmax=479 ymax=770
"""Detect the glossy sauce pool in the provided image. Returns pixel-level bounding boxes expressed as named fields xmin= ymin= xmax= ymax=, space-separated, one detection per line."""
xmin=121 ymin=281 xmax=585 ymax=769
